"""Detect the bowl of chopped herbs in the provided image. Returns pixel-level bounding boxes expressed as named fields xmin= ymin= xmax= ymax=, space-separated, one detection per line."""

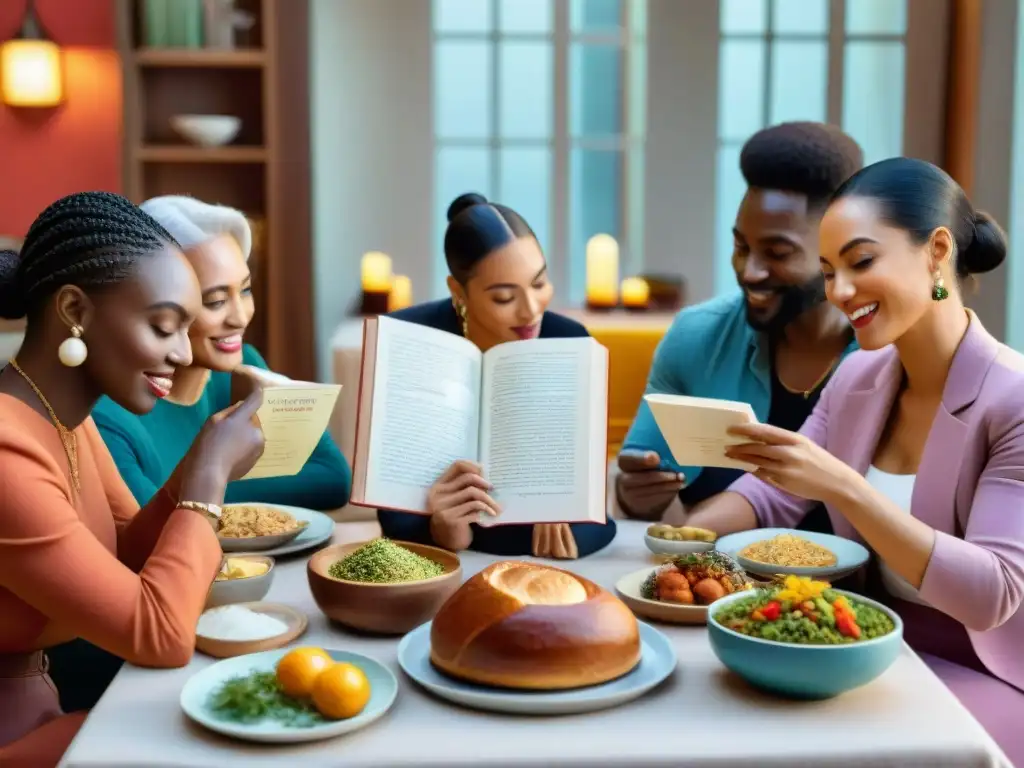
xmin=307 ymin=538 xmax=463 ymax=635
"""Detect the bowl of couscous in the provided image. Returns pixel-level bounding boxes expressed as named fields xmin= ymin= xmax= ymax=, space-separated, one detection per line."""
xmin=707 ymin=576 xmax=903 ymax=699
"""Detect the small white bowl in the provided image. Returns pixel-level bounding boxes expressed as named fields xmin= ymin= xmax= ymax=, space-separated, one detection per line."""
xmin=170 ymin=114 xmax=241 ymax=147
xmin=205 ymin=555 xmax=275 ymax=609
xmin=644 ymin=533 xmax=715 ymax=556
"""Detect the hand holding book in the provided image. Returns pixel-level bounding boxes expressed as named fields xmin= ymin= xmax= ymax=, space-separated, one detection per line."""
xmin=426 ymin=460 xmax=500 ymax=550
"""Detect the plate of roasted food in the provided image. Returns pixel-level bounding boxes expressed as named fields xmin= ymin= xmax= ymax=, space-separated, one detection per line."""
xmin=615 ymin=551 xmax=756 ymax=625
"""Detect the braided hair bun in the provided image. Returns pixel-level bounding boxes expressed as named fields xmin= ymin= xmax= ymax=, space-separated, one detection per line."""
xmin=4 ymin=191 xmax=179 ymax=321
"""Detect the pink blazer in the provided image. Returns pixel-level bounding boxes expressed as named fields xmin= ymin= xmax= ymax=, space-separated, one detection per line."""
xmin=729 ymin=315 xmax=1024 ymax=691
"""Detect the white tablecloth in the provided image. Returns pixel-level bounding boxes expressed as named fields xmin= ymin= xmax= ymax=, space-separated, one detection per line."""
xmin=60 ymin=521 xmax=1011 ymax=767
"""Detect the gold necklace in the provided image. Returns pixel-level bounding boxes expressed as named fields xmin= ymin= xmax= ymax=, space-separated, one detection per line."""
xmin=7 ymin=358 xmax=80 ymax=491
xmin=779 ymin=354 xmax=841 ymax=400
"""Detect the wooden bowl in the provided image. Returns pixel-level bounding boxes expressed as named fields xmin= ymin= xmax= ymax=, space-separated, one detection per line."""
xmin=307 ymin=540 xmax=462 ymax=635
xmin=205 ymin=555 xmax=276 ymax=609
xmin=195 ymin=602 xmax=308 ymax=659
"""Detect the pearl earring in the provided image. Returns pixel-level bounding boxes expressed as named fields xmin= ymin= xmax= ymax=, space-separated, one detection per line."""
xmin=931 ymin=271 xmax=949 ymax=302
xmin=58 ymin=325 xmax=88 ymax=367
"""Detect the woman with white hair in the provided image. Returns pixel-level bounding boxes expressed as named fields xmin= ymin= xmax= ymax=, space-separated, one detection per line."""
xmin=91 ymin=195 xmax=351 ymax=514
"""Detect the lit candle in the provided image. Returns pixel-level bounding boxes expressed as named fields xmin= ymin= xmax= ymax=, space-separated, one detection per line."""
xmin=360 ymin=251 xmax=393 ymax=293
xmin=620 ymin=277 xmax=650 ymax=310
xmin=585 ymin=234 xmax=619 ymax=309
xmin=388 ymin=275 xmax=413 ymax=311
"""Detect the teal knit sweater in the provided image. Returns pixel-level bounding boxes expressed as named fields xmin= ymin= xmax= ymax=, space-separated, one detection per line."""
xmin=92 ymin=345 xmax=351 ymax=510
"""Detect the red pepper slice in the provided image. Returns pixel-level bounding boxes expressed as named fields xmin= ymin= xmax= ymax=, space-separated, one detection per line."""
xmin=760 ymin=601 xmax=782 ymax=621
xmin=836 ymin=614 xmax=861 ymax=639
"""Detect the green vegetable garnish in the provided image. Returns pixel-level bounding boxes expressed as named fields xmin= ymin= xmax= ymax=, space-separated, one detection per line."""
xmin=208 ymin=671 xmax=324 ymax=727
xmin=328 ymin=538 xmax=444 ymax=583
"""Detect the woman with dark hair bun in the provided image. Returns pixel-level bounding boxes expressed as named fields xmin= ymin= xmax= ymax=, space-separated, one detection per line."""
xmin=380 ymin=192 xmax=617 ymax=559
xmin=687 ymin=157 xmax=1024 ymax=763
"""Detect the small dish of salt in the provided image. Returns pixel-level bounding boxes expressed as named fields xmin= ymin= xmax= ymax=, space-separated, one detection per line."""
xmin=195 ymin=601 xmax=308 ymax=659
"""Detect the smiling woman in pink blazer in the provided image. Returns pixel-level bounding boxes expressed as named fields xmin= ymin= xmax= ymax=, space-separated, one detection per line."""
xmin=688 ymin=157 xmax=1023 ymax=764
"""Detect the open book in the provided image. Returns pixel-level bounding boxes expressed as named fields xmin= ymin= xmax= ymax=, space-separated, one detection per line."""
xmin=232 ymin=365 xmax=342 ymax=480
xmin=350 ymin=316 xmax=609 ymax=526
xmin=644 ymin=394 xmax=758 ymax=472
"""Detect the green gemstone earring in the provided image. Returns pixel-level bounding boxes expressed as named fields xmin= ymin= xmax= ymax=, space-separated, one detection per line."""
xmin=932 ymin=271 xmax=949 ymax=301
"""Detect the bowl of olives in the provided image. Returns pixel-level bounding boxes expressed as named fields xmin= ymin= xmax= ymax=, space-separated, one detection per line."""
xmin=645 ymin=524 xmax=717 ymax=556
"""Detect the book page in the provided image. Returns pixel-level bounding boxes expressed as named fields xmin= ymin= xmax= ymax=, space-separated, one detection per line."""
xmin=241 ymin=383 xmax=342 ymax=479
xmin=478 ymin=338 xmax=604 ymax=525
xmin=643 ymin=393 xmax=758 ymax=471
xmin=363 ymin=316 xmax=482 ymax=511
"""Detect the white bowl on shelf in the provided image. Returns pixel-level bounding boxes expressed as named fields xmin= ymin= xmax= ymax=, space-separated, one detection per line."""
xmin=170 ymin=114 xmax=241 ymax=147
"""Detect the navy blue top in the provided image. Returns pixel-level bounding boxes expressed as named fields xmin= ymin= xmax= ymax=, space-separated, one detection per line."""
xmin=377 ymin=299 xmax=618 ymax=557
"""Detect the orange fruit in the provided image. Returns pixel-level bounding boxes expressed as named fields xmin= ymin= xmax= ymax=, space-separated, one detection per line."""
xmin=311 ymin=662 xmax=372 ymax=720
xmin=275 ymin=647 xmax=334 ymax=698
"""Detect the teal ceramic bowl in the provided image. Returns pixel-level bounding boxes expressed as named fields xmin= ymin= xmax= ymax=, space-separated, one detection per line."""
xmin=707 ymin=588 xmax=903 ymax=700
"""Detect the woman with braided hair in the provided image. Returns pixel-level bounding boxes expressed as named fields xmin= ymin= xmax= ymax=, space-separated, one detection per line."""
xmin=0 ymin=191 xmax=266 ymax=766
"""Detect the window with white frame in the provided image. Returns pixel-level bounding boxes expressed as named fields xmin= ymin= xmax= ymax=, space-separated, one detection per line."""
xmin=432 ymin=0 xmax=646 ymax=302
xmin=714 ymin=0 xmax=908 ymax=294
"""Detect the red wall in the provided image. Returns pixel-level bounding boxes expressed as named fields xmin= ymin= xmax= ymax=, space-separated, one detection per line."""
xmin=0 ymin=0 xmax=121 ymax=236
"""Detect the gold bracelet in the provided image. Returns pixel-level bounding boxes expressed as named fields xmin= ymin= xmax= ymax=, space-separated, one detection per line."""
xmin=178 ymin=500 xmax=223 ymax=520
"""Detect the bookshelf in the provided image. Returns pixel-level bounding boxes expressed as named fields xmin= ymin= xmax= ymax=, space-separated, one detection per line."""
xmin=115 ymin=0 xmax=315 ymax=380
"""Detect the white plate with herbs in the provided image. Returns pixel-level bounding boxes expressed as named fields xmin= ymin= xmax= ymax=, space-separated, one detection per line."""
xmin=180 ymin=648 xmax=397 ymax=743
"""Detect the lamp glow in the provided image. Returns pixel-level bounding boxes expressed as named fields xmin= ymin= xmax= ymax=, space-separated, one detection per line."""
xmin=1 ymin=1 xmax=62 ymax=109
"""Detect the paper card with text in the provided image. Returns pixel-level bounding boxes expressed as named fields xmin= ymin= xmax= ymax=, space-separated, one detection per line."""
xmin=242 ymin=383 xmax=342 ymax=479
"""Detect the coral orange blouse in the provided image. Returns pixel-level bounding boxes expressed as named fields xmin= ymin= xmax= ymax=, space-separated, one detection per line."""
xmin=0 ymin=395 xmax=222 ymax=667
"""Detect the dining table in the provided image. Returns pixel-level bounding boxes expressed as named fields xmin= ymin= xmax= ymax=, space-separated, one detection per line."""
xmin=59 ymin=519 xmax=1012 ymax=768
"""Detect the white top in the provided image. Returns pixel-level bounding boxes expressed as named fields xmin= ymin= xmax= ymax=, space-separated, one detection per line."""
xmin=864 ymin=465 xmax=928 ymax=605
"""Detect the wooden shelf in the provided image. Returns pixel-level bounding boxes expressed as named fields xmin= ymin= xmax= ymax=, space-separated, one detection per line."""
xmin=118 ymin=0 xmax=314 ymax=380
xmin=135 ymin=48 xmax=266 ymax=68
xmin=136 ymin=145 xmax=267 ymax=163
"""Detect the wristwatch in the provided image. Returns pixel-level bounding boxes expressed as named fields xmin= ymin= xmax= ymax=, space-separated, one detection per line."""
xmin=178 ymin=500 xmax=223 ymax=521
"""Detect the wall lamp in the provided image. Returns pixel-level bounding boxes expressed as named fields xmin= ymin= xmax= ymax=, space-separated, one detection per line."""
xmin=1 ymin=0 xmax=63 ymax=108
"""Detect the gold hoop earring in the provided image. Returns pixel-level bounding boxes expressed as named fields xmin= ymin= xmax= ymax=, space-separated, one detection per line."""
xmin=58 ymin=325 xmax=88 ymax=367
xmin=932 ymin=271 xmax=948 ymax=301
xmin=455 ymin=301 xmax=468 ymax=337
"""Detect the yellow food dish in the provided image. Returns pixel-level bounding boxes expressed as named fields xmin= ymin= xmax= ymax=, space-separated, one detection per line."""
xmin=215 ymin=558 xmax=270 ymax=582
xmin=738 ymin=533 xmax=837 ymax=568
xmin=646 ymin=524 xmax=717 ymax=543
xmin=218 ymin=505 xmax=305 ymax=538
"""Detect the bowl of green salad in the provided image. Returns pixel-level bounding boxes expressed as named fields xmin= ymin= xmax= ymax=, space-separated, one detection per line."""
xmin=707 ymin=575 xmax=903 ymax=700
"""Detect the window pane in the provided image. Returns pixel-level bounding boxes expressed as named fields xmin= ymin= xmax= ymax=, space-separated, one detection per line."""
xmin=843 ymin=42 xmax=905 ymax=164
xmin=499 ymin=148 xmax=552 ymax=254
xmin=715 ymin=144 xmax=744 ymax=295
xmin=571 ymin=0 xmax=622 ymax=33
xmin=499 ymin=0 xmax=552 ymax=34
xmin=845 ymin=0 xmax=907 ymax=35
xmin=435 ymin=41 xmax=492 ymax=139
xmin=773 ymin=0 xmax=828 ymax=34
xmin=499 ymin=42 xmax=553 ymax=139
xmin=436 ymin=146 xmax=493 ymax=289
xmin=570 ymin=149 xmax=621 ymax=301
xmin=434 ymin=0 xmax=492 ymax=33
xmin=718 ymin=39 xmax=765 ymax=142
xmin=571 ymin=44 xmax=622 ymax=137
xmin=721 ymin=0 xmax=767 ymax=34
xmin=770 ymin=41 xmax=827 ymax=124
